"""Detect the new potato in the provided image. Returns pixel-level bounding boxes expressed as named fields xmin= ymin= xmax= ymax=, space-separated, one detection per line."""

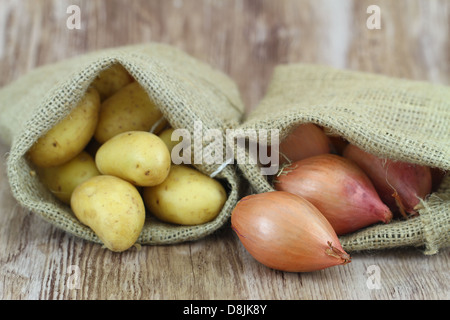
xmin=28 ymin=87 xmax=101 ymax=167
xmin=94 ymin=81 xmax=167 ymax=143
xmin=95 ymin=131 xmax=171 ymax=187
xmin=71 ymin=175 xmax=146 ymax=252
xmin=38 ymin=151 xmax=100 ymax=204
xmin=158 ymin=128 xmax=180 ymax=153
xmin=91 ymin=64 xmax=134 ymax=101
xmin=158 ymin=127 xmax=188 ymax=163
xmin=143 ymin=165 xmax=227 ymax=225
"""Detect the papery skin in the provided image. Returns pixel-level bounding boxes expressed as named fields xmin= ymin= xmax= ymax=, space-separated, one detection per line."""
xmin=278 ymin=124 xmax=332 ymax=165
xmin=231 ymin=191 xmax=351 ymax=273
xmin=274 ymin=154 xmax=392 ymax=235
xmin=343 ymin=144 xmax=432 ymax=217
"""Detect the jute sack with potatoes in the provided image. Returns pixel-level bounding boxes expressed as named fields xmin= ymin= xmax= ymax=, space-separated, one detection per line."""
xmin=237 ymin=64 xmax=449 ymax=255
xmin=0 ymin=43 xmax=244 ymax=246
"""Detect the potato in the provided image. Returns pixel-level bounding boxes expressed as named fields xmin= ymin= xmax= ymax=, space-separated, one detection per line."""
xmin=158 ymin=128 xmax=179 ymax=153
xmin=142 ymin=165 xmax=227 ymax=225
xmin=38 ymin=151 xmax=100 ymax=204
xmin=158 ymin=127 xmax=187 ymax=163
xmin=71 ymin=175 xmax=145 ymax=252
xmin=95 ymin=131 xmax=171 ymax=187
xmin=28 ymin=87 xmax=101 ymax=167
xmin=91 ymin=64 xmax=134 ymax=101
xmin=94 ymin=81 xmax=167 ymax=144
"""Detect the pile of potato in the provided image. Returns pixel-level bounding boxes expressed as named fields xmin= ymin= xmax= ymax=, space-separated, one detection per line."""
xmin=27 ymin=65 xmax=227 ymax=252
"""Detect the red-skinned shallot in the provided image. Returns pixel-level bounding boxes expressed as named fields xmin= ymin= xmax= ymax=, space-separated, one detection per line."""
xmin=274 ymin=154 xmax=392 ymax=235
xmin=231 ymin=191 xmax=351 ymax=272
xmin=343 ymin=144 xmax=432 ymax=217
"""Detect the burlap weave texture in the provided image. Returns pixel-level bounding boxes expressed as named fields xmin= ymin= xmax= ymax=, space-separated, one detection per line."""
xmin=237 ymin=64 xmax=449 ymax=254
xmin=0 ymin=43 xmax=245 ymax=245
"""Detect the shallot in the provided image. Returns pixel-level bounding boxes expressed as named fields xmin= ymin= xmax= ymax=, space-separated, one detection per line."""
xmin=274 ymin=154 xmax=392 ymax=235
xmin=278 ymin=123 xmax=332 ymax=165
xmin=231 ymin=191 xmax=351 ymax=272
xmin=343 ymin=144 xmax=432 ymax=217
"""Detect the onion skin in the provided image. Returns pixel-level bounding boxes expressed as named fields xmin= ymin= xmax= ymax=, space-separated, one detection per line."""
xmin=343 ymin=144 xmax=432 ymax=217
xmin=231 ymin=191 xmax=351 ymax=272
xmin=278 ymin=124 xmax=332 ymax=165
xmin=274 ymin=154 xmax=393 ymax=235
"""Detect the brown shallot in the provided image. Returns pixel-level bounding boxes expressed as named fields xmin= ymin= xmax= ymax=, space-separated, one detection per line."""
xmin=231 ymin=191 xmax=351 ymax=272
xmin=278 ymin=123 xmax=332 ymax=165
xmin=274 ymin=154 xmax=392 ymax=235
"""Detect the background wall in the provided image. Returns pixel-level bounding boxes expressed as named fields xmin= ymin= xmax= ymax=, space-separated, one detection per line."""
xmin=1 ymin=0 xmax=448 ymax=111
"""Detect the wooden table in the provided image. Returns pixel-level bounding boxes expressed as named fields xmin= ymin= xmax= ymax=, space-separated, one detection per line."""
xmin=1 ymin=0 xmax=449 ymax=300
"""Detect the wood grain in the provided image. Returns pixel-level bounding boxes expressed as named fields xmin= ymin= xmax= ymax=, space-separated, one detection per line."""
xmin=0 ymin=0 xmax=449 ymax=300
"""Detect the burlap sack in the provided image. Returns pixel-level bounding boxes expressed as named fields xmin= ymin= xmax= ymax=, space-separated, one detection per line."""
xmin=0 ymin=43 xmax=245 ymax=245
xmin=237 ymin=64 xmax=449 ymax=255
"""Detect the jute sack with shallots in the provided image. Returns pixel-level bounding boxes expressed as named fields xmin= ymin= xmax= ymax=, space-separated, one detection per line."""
xmin=237 ymin=64 xmax=449 ymax=255
xmin=0 ymin=43 xmax=244 ymax=250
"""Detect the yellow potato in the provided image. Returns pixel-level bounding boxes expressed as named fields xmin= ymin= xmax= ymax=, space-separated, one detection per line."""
xmin=142 ymin=165 xmax=227 ymax=225
xmin=158 ymin=128 xmax=179 ymax=153
xmin=28 ymin=87 xmax=101 ymax=167
xmin=94 ymin=81 xmax=167 ymax=144
xmin=91 ymin=64 xmax=134 ymax=101
xmin=71 ymin=175 xmax=146 ymax=252
xmin=158 ymin=127 xmax=187 ymax=161
xmin=95 ymin=131 xmax=171 ymax=187
xmin=38 ymin=151 xmax=100 ymax=204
